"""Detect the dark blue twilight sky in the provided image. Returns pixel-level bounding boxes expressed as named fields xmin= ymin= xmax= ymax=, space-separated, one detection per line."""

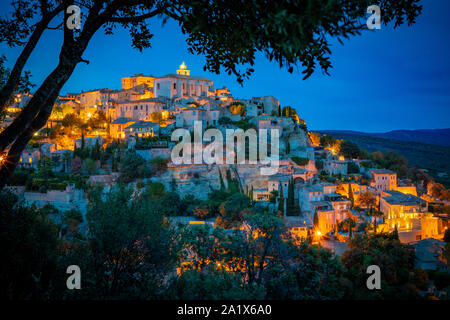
xmin=0 ymin=0 xmax=449 ymax=132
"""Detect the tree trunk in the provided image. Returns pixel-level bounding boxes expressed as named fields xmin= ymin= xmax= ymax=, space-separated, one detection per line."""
xmin=0 ymin=54 xmax=80 ymax=190
xmin=0 ymin=5 xmax=63 ymax=113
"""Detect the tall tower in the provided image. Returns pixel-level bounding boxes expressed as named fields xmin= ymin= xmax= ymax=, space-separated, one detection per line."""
xmin=176 ymin=61 xmax=190 ymax=76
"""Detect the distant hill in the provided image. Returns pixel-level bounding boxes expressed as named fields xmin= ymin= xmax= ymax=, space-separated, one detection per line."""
xmin=319 ymin=129 xmax=450 ymax=147
xmin=316 ymin=131 xmax=450 ymax=186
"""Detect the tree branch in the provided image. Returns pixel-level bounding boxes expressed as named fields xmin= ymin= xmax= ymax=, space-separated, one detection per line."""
xmin=107 ymin=7 xmax=166 ymax=23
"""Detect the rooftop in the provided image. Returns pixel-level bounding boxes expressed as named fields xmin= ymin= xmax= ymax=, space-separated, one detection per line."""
xmin=125 ymin=121 xmax=159 ymax=129
xmin=268 ymin=173 xmax=291 ymax=182
xmin=111 ymin=117 xmax=135 ymax=124
xmin=371 ymin=169 xmax=396 ymax=175
xmin=382 ymin=190 xmax=426 ymax=206
xmin=157 ymin=73 xmax=212 ymax=81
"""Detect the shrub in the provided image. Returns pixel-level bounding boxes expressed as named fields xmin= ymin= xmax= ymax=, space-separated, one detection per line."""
xmin=218 ymin=116 xmax=233 ymax=125
xmin=136 ymin=180 xmax=145 ymax=189
xmin=49 ymin=183 xmax=67 ymax=191
xmin=291 ymin=156 xmax=309 ymax=166
xmin=8 ymin=169 xmax=30 ymax=186
xmin=193 ymin=206 xmax=210 ymax=219
xmin=150 ymin=157 xmax=168 ymax=172
xmin=64 ymin=209 xmax=83 ymax=223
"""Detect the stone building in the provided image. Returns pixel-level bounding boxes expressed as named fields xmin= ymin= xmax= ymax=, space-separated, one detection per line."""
xmin=371 ymin=169 xmax=397 ymax=191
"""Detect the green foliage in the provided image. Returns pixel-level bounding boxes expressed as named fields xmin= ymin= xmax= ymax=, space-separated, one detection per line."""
xmin=218 ymin=170 xmax=225 ymax=191
xmin=149 ymin=157 xmax=168 ymax=172
xmin=135 ymin=136 xmax=169 ymax=150
xmin=282 ymin=106 xmax=297 ymax=118
xmin=347 ymin=161 xmax=360 ymax=174
xmin=217 ymin=193 xmax=251 ymax=228
xmin=61 ymin=113 xmax=82 ymax=129
xmin=278 ymin=185 xmax=285 ymax=216
xmin=340 ymin=141 xmax=361 ymax=159
xmin=341 ymin=233 xmax=419 ymax=299
xmin=193 ymin=205 xmax=211 ymax=220
xmin=323 ymin=132 xmax=449 ymax=182
xmin=371 ymin=150 xmax=409 ymax=179
xmin=166 ymin=269 xmax=264 ymax=299
xmin=181 ymin=0 xmax=421 ymax=83
xmin=348 ymin=182 xmax=354 ymax=208
xmin=225 ymin=169 xmax=241 ymax=194
xmin=8 ymin=169 xmax=30 ymax=186
xmin=71 ymin=185 xmax=182 ymax=298
xmin=0 ymin=54 xmax=34 ymax=101
xmin=320 ymin=135 xmax=336 ymax=148
xmin=119 ymin=151 xmax=153 ymax=183
xmin=264 ymin=243 xmax=347 ymax=300
xmin=229 ymin=102 xmax=246 ymax=116
xmin=444 ymin=229 xmax=450 ymax=243
xmin=291 ymin=156 xmax=309 ymax=166
xmin=269 ymin=190 xmax=278 ymax=204
xmin=315 ymin=160 xmax=324 ymax=171
xmin=37 ymin=155 xmax=53 ymax=179
xmin=64 ymin=209 xmax=83 ymax=224
xmin=286 ymin=179 xmax=300 ymax=216
xmin=82 ymin=158 xmax=97 ymax=175
xmin=218 ymin=116 xmax=233 ymax=125
xmin=233 ymin=118 xmax=257 ymax=131
xmin=0 ymin=190 xmax=62 ymax=299
xmin=429 ymin=271 xmax=450 ymax=291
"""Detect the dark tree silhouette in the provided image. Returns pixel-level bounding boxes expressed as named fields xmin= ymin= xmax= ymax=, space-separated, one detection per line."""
xmin=0 ymin=0 xmax=422 ymax=189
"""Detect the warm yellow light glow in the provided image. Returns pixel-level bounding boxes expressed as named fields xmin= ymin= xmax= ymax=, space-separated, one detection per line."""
xmin=34 ymin=132 xmax=38 ymax=136
xmin=316 ymin=231 xmax=322 ymax=237
xmin=87 ymin=113 xmax=92 ymax=118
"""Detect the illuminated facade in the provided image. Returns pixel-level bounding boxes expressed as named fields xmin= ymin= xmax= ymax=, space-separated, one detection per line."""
xmin=371 ymin=169 xmax=397 ymax=191
xmin=116 ymin=99 xmax=164 ymax=121
xmin=121 ymin=74 xmax=155 ymax=90
xmin=124 ymin=121 xmax=160 ymax=139
xmin=110 ymin=117 xmax=136 ymax=139
xmin=154 ymin=62 xmax=214 ymax=99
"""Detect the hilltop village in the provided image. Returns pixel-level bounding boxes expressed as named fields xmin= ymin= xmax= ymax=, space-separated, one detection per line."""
xmin=2 ymin=62 xmax=449 ymax=273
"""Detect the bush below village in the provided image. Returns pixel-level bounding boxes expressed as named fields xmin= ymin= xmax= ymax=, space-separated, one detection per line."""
xmin=1 ymin=181 xmax=449 ymax=300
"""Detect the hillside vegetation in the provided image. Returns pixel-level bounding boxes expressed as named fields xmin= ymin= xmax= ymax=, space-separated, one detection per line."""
xmin=320 ymin=131 xmax=450 ymax=187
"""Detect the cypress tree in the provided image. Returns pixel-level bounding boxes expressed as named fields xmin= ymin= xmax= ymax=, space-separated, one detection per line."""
xmin=218 ymin=169 xmax=225 ymax=191
xmin=81 ymin=130 xmax=85 ymax=150
xmin=278 ymin=184 xmax=285 ymax=216
xmin=348 ymin=182 xmax=354 ymax=208
xmin=393 ymin=224 xmax=399 ymax=240
xmin=286 ymin=179 xmax=296 ymax=216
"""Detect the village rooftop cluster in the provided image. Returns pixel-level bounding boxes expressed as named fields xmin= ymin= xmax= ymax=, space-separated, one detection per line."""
xmin=1 ymin=62 xmax=449 ymax=275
